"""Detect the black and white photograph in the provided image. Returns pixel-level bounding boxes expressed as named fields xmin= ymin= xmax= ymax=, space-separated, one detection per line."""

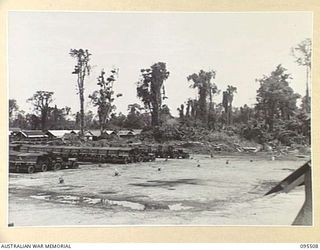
xmin=8 ymin=11 xmax=312 ymax=227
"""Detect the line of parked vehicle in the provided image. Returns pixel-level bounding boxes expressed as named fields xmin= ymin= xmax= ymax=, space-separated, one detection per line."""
xmin=9 ymin=143 xmax=190 ymax=174
xmin=9 ymin=150 xmax=78 ymax=174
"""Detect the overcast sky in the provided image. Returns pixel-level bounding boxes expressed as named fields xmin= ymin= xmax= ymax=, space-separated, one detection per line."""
xmin=8 ymin=11 xmax=312 ymax=117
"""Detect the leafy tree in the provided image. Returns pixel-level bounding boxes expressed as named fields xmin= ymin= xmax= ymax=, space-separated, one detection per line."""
xmin=256 ymin=65 xmax=300 ymax=131
xmin=89 ymin=69 xmax=121 ymax=134
xmin=177 ymin=98 xmax=200 ymax=127
xmin=291 ymin=38 xmax=312 ymax=113
xmin=75 ymin=112 xmax=81 ymax=129
xmin=127 ymin=103 xmax=144 ymax=114
xmin=187 ymin=70 xmax=218 ymax=125
xmin=185 ymin=99 xmax=192 ymax=118
xmin=10 ymin=111 xmax=28 ymax=129
xmin=124 ymin=103 xmax=145 ymax=129
xmin=109 ymin=112 xmax=127 ymax=129
xmin=296 ymin=111 xmax=311 ymax=144
xmin=213 ymin=102 xmax=226 ymax=129
xmin=234 ymin=104 xmax=253 ymax=124
xmin=160 ymin=104 xmax=172 ymax=124
xmin=27 ymin=91 xmax=54 ymax=130
xmin=136 ymin=62 xmax=170 ymax=127
xmin=84 ymin=111 xmax=95 ymax=129
xmin=177 ymin=104 xmax=185 ymax=119
xmin=301 ymin=95 xmax=311 ymax=113
xmin=222 ymin=85 xmax=237 ymax=125
xmin=70 ymin=48 xmax=91 ymax=135
xmin=26 ymin=113 xmax=41 ymax=130
xmin=9 ymin=99 xmax=19 ymax=120
xmin=47 ymin=105 xmax=72 ymax=129
xmin=188 ymin=99 xmax=198 ymax=119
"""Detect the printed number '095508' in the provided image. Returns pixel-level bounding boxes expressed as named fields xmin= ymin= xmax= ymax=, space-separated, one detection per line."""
xmin=300 ymin=244 xmax=319 ymax=248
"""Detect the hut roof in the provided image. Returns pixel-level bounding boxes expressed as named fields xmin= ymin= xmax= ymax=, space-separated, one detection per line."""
xmin=47 ymin=130 xmax=76 ymax=138
xmin=9 ymin=127 xmax=21 ymax=133
xmin=19 ymin=130 xmax=48 ymax=138
xmin=105 ymin=130 xmax=117 ymax=135
xmin=85 ymin=130 xmax=101 ymax=137
xmin=118 ymin=130 xmax=134 ymax=136
xmin=132 ymin=129 xmax=143 ymax=135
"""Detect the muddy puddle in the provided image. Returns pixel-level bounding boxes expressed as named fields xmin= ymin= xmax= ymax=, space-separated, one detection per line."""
xmin=29 ymin=192 xmax=193 ymax=211
xmin=130 ymin=178 xmax=201 ymax=187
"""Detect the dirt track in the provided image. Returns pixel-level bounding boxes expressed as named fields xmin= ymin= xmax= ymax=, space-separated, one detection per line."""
xmin=8 ymin=154 xmax=308 ymax=226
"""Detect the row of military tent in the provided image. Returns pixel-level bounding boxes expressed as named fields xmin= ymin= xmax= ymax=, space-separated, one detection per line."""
xmin=9 ymin=128 xmax=143 ymax=141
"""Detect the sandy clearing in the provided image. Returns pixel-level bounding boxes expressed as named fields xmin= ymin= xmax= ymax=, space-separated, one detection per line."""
xmin=8 ymin=154 xmax=308 ymax=226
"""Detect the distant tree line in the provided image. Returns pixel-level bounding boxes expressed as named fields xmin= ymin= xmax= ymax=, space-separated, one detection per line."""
xmin=9 ymin=39 xmax=311 ymax=145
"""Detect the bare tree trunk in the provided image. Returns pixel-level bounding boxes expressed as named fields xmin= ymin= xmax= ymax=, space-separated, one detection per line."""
xmin=191 ymin=102 xmax=195 ymax=118
xmin=78 ymin=70 xmax=85 ymax=136
xmin=70 ymin=49 xmax=91 ymax=136
xmin=225 ymin=106 xmax=229 ymax=125
xmin=199 ymin=88 xmax=208 ymax=124
xmin=100 ymin=114 xmax=104 ymax=135
xmin=306 ymin=66 xmax=310 ymax=113
xmin=186 ymin=101 xmax=190 ymax=117
xmin=79 ymin=90 xmax=84 ymax=135
xmin=269 ymin=113 xmax=274 ymax=132
xmin=151 ymin=82 xmax=162 ymax=127
xmin=151 ymin=108 xmax=159 ymax=127
xmin=41 ymin=110 xmax=46 ymax=131
xmin=228 ymin=104 xmax=232 ymax=125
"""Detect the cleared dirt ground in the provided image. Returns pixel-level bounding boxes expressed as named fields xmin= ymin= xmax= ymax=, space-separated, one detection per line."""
xmin=8 ymin=154 xmax=308 ymax=226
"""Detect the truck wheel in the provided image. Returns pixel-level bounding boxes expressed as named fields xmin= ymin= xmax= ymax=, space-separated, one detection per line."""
xmin=72 ymin=162 xmax=79 ymax=169
xmin=41 ymin=164 xmax=48 ymax=172
xmin=125 ymin=157 xmax=133 ymax=164
xmin=52 ymin=163 xmax=62 ymax=171
xmin=27 ymin=165 xmax=35 ymax=174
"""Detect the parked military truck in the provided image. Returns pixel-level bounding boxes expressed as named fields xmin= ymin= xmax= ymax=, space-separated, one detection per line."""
xmin=18 ymin=145 xmax=79 ymax=169
xmin=154 ymin=145 xmax=190 ymax=159
xmin=10 ymin=151 xmax=52 ymax=173
xmin=9 ymin=150 xmax=78 ymax=173
xmin=19 ymin=145 xmax=151 ymax=164
xmin=135 ymin=145 xmax=156 ymax=162
xmin=175 ymin=147 xmax=190 ymax=159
